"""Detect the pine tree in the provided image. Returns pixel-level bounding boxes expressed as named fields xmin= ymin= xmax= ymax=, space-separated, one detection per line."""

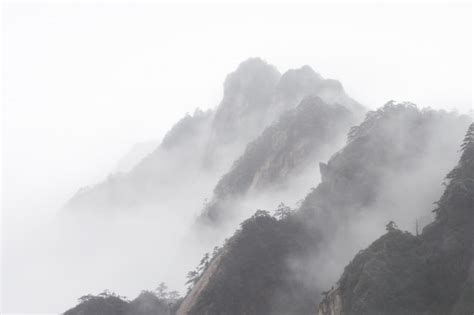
xmin=461 ymin=123 xmax=474 ymax=151
xmin=385 ymin=220 xmax=398 ymax=232
xmin=273 ymin=202 xmax=292 ymax=220
xmin=155 ymin=282 xmax=168 ymax=299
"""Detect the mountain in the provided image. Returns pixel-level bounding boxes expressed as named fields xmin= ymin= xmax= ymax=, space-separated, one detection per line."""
xmin=65 ymin=107 xmax=214 ymax=213
xmin=65 ymin=58 xmax=360 ymax=215
xmin=176 ymin=103 xmax=471 ymax=315
xmin=206 ymin=59 xmax=360 ymax=154
xmin=199 ymin=95 xmax=359 ymax=225
xmin=206 ymin=58 xmax=281 ymax=149
xmin=318 ymin=123 xmax=474 ymax=315
xmin=64 ymin=293 xmax=129 ymax=315
xmin=64 ymin=290 xmax=182 ymax=315
xmin=114 ymin=140 xmax=160 ymax=173
xmin=275 ymin=65 xmax=360 ymax=111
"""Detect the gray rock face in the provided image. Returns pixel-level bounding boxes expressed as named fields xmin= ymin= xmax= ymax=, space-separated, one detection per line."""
xmin=200 ymin=96 xmax=357 ymax=224
xmin=209 ymin=58 xmax=281 ymax=147
xmin=318 ymin=288 xmax=343 ymax=315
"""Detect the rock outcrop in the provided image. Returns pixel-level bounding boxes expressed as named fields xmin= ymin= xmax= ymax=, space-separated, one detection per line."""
xmin=199 ymin=96 xmax=358 ymax=224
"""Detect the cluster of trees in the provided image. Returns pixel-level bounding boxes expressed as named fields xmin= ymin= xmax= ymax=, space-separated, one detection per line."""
xmin=320 ymin=123 xmax=474 ymax=315
xmin=187 ymin=203 xmax=294 ymax=293
xmin=250 ymin=202 xmax=294 ymax=220
xmin=272 ymin=202 xmax=293 ymax=220
xmin=154 ymin=282 xmax=181 ymax=300
xmin=65 ymin=283 xmax=182 ymax=315
xmin=185 ymin=246 xmax=222 ymax=292
xmin=184 ymin=204 xmax=324 ymax=314
xmin=385 ymin=220 xmax=398 ymax=232
xmin=78 ymin=289 xmax=127 ymax=303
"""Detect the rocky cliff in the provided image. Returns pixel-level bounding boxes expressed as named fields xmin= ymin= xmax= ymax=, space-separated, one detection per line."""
xmin=318 ymin=123 xmax=474 ymax=315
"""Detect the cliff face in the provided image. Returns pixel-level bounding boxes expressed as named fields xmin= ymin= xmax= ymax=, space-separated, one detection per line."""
xmin=208 ymin=58 xmax=281 ymax=148
xmin=209 ymin=60 xmax=360 ymax=150
xmin=318 ymin=123 xmax=474 ymax=315
xmin=319 ymin=230 xmax=429 ymax=315
xmin=176 ymin=252 xmax=225 ymax=315
xmin=318 ymin=288 xmax=343 ymax=315
xmin=177 ymin=104 xmax=471 ymax=315
xmin=200 ymin=96 xmax=357 ymax=224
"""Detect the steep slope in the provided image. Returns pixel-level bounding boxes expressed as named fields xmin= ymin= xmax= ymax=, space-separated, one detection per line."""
xmin=207 ymin=58 xmax=281 ymax=149
xmin=114 ymin=140 xmax=160 ymax=173
xmin=177 ymin=103 xmax=471 ymax=315
xmin=207 ymin=59 xmax=360 ymax=153
xmin=179 ymin=211 xmax=317 ymax=315
xmin=65 ymin=58 xmax=359 ymax=214
xmin=66 ymin=107 xmax=214 ymax=213
xmin=66 ymin=58 xmax=278 ymax=213
xmin=200 ymin=96 xmax=358 ymax=224
xmin=318 ymin=123 xmax=474 ymax=315
xmin=61 ymin=58 xmax=367 ymax=315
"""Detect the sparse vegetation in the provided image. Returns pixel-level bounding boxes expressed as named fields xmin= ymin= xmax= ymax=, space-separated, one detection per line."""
xmin=319 ymin=123 xmax=474 ymax=315
xmin=64 ymin=283 xmax=182 ymax=315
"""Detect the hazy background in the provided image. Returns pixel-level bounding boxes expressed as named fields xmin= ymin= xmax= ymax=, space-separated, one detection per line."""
xmin=2 ymin=1 xmax=472 ymax=313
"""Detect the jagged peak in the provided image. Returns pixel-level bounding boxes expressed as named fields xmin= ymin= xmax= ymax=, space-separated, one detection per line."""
xmin=277 ymin=65 xmax=323 ymax=96
xmin=279 ymin=65 xmax=323 ymax=84
xmin=210 ymin=58 xmax=282 ymax=145
xmin=276 ymin=65 xmax=347 ymax=99
xmin=222 ymin=57 xmax=281 ymax=97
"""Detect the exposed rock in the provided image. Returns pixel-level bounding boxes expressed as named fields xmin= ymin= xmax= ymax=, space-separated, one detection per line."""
xmin=176 ymin=252 xmax=225 ymax=315
xmin=318 ymin=288 xmax=343 ymax=315
xmin=200 ymin=96 xmax=357 ymax=223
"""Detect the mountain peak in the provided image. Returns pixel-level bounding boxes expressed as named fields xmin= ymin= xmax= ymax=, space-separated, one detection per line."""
xmin=222 ymin=58 xmax=281 ymax=96
xmin=276 ymin=65 xmax=323 ymax=99
xmin=276 ymin=64 xmax=360 ymax=113
xmin=210 ymin=58 xmax=281 ymax=146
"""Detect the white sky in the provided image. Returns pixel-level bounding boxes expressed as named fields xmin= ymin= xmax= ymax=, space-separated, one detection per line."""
xmin=1 ymin=1 xmax=472 ymax=312
xmin=3 ymin=2 xmax=473 ymax=218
